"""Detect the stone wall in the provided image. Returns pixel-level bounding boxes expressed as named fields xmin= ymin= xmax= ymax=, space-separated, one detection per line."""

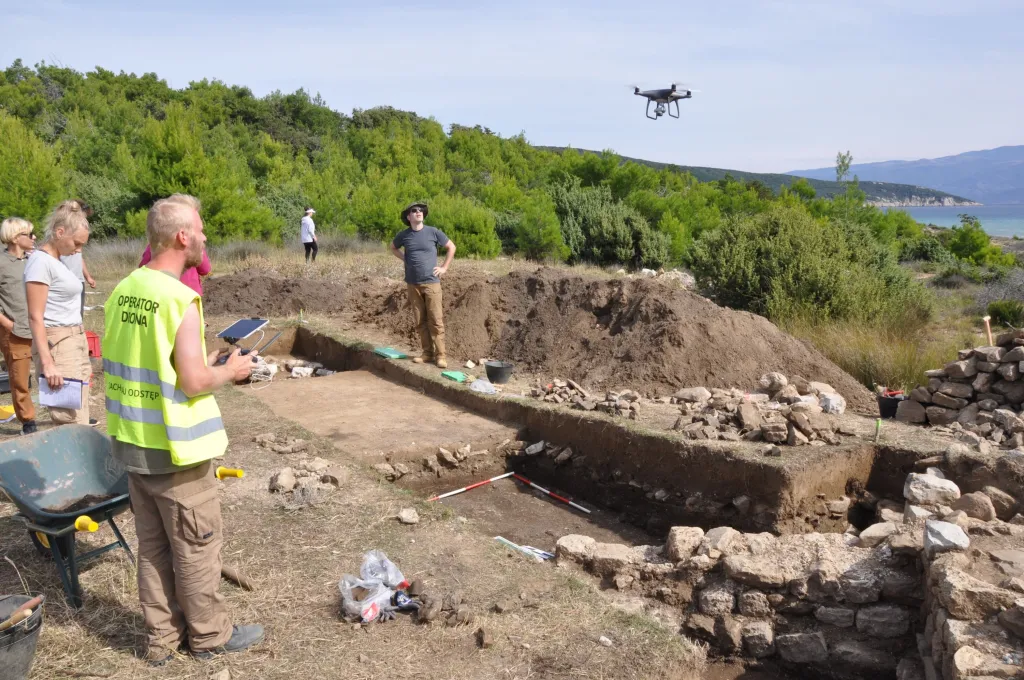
xmin=897 ymin=331 xmax=1024 ymax=454
xmin=555 ymin=459 xmax=1024 ymax=679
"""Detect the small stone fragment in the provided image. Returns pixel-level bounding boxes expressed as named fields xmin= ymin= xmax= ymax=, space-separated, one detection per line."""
xmin=476 ymin=627 xmax=493 ymax=648
xmin=598 ymin=635 xmax=613 ymax=647
xmin=398 ymin=508 xmax=420 ymax=525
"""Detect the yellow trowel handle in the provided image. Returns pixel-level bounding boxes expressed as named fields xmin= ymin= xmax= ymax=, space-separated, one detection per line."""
xmin=216 ymin=466 xmax=244 ymax=480
xmin=74 ymin=515 xmax=99 ymax=532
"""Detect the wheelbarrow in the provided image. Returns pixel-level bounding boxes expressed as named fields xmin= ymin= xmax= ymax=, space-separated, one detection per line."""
xmin=0 ymin=425 xmax=134 ymax=608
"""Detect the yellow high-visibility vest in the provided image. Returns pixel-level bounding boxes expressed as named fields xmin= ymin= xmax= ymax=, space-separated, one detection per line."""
xmin=103 ymin=267 xmax=227 ymax=466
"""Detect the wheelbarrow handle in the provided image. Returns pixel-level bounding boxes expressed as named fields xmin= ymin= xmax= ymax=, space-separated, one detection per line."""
xmin=216 ymin=467 xmax=244 ymax=480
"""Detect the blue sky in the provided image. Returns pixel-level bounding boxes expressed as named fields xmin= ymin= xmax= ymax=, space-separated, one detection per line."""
xmin=3 ymin=0 xmax=1022 ymax=172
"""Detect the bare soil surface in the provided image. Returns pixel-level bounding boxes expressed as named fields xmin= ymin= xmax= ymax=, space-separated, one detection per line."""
xmin=204 ymin=268 xmax=875 ymax=413
xmin=204 ymin=275 xmax=349 ymax=317
xmin=250 ymin=369 xmax=516 ymax=462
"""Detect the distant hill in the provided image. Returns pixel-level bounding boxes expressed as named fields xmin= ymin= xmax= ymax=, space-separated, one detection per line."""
xmin=537 ymin=147 xmax=976 ymax=207
xmin=789 ymin=145 xmax=1024 ymax=205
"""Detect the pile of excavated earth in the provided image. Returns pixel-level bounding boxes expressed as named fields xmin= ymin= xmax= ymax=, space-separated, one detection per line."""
xmin=204 ymin=269 xmax=875 ymax=411
xmin=555 ymin=446 xmax=1024 ymax=679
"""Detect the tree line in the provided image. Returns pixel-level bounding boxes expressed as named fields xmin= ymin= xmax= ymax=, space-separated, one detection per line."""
xmin=0 ymin=60 xmax=1012 ymax=329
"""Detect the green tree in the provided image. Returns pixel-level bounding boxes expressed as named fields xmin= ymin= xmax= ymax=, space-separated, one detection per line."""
xmin=0 ymin=112 xmax=65 ymax=225
xmin=515 ymin=192 xmax=568 ymax=261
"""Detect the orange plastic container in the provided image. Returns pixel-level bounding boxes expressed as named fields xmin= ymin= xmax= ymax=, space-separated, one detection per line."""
xmin=86 ymin=331 xmax=101 ymax=358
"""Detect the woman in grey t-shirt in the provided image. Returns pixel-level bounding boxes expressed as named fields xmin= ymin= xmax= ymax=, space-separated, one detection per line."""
xmin=24 ymin=200 xmax=93 ymax=426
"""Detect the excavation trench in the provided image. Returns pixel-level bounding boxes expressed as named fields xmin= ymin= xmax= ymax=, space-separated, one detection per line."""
xmin=258 ymin=327 xmax=923 ymax=540
xmin=241 ymin=326 xmax=955 ymax=679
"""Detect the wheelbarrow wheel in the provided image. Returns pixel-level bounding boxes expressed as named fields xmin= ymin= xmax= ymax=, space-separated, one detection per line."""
xmin=28 ymin=530 xmax=72 ymax=560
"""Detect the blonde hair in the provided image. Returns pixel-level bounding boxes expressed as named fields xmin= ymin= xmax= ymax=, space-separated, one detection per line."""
xmin=147 ymin=195 xmax=200 ymax=254
xmin=166 ymin=193 xmax=201 ymax=212
xmin=43 ymin=200 xmax=89 ymax=242
xmin=0 ymin=217 xmax=33 ymax=245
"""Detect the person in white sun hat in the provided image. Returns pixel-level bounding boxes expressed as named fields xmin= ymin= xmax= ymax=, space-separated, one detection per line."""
xmin=300 ymin=207 xmax=317 ymax=262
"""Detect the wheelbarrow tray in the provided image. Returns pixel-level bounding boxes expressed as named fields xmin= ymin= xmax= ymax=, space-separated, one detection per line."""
xmin=0 ymin=425 xmax=134 ymax=608
xmin=0 ymin=425 xmax=129 ymax=527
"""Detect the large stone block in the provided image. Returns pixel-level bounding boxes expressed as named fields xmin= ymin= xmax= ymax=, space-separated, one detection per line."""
xmin=952 ymin=492 xmax=997 ymax=521
xmin=924 ymin=520 xmax=970 ymax=559
xmin=926 ymin=406 xmax=959 ymax=426
xmin=665 ymin=526 xmax=704 ymax=562
xmin=739 ymin=590 xmax=773 ymax=618
xmin=776 ymin=632 xmax=827 ymax=663
xmin=938 ymin=382 xmax=975 ymax=399
xmin=814 ymin=606 xmax=855 ymax=627
xmin=904 ymin=473 xmax=961 ymax=506
xmin=896 ymin=399 xmax=927 ymax=424
xmin=945 ymin=358 xmax=978 ymax=379
xmin=934 ymin=563 xmax=1017 ymax=620
xmin=590 ymin=542 xmax=636 ymax=577
xmin=724 ymin=554 xmax=786 ymax=588
xmin=742 ymin=620 xmax=775 ymax=658
xmin=858 ymin=522 xmax=898 ymax=548
xmin=555 ymin=534 xmax=596 ymax=564
xmin=855 ymin=604 xmax=911 ymax=637
xmin=698 ymin=582 xmax=736 ymax=616
xmin=932 ymin=392 xmax=969 ymax=410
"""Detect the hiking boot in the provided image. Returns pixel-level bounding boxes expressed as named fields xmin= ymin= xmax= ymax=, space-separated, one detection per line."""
xmin=22 ymin=421 xmax=37 ymax=435
xmin=146 ymin=640 xmax=188 ymax=667
xmin=412 ymin=356 xmax=433 ymax=364
xmin=435 ymin=358 xmax=448 ymax=369
xmin=192 ymin=625 xmax=265 ymax=660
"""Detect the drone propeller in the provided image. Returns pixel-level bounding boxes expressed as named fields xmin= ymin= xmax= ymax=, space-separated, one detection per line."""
xmin=672 ymin=81 xmax=701 ymax=93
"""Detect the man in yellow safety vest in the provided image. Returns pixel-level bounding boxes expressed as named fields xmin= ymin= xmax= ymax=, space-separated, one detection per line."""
xmin=104 ymin=194 xmax=262 ymax=665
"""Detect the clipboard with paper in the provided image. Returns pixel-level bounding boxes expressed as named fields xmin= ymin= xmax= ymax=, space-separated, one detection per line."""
xmin=39 ymin=378 xmax=86 ymax=409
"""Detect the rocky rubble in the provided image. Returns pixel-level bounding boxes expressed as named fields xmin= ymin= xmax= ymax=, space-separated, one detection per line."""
xmin=529 ymin=379 xmax=643 ymax=419
xmin=555 ymin=452 xmax=1024 ymax=679
xmin=670 ymin=373 xmax=848 ymax=446
xmin=898 ymin=333 xmax=1024 ymax=452
xmin=268 ymin=457 xmax=348 ymax=507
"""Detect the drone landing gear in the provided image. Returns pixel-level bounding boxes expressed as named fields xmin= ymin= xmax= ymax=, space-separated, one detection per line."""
xmin=644 ymin=100 xmax=680 ymax=120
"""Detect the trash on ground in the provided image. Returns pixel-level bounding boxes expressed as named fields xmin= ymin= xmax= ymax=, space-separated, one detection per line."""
xmin=469 ymin=378 xmax=497 ymax=395
xmin=494 ymin=536 xmax=547 ymax=562
xmin=339 ymin=551 xmax=418 ymax=624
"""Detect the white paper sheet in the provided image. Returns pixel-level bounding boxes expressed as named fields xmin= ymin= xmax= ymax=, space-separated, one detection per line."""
xmin=39 ymin=378 xmax=85 ymax=409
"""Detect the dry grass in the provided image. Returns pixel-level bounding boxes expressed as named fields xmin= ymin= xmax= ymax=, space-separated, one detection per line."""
xmin=0 ymin=375 xmax=706 ymax=680
xmin=785 ymin=307 xmax=982 ymax=393
xmin=84 ymin=239 xmax=625 ymax=285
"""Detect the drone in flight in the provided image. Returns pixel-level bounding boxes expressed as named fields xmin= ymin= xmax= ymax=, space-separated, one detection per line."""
xmin=633 ymin=83 xmax=694 ymax=120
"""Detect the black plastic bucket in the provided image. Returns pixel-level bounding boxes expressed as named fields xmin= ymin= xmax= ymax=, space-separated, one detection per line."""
xmin=0 ymin=594 xmax=44 ymax=680
xmin=877 ymin=395 xmax=905 ymax=419
xmin=484 ymin=361 xmax=514 ymax=384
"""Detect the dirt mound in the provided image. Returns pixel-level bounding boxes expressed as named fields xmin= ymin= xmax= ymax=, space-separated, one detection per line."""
xmin=204 ymin=275 xmax=348 ymax=317
xmin=357 ymin=268 xmax=875 ymax=413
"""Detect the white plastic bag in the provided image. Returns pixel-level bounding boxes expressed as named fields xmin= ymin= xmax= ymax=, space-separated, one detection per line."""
xmin=339 ymin=575 xmax=395 ymax=623
xmin=469 ymin=379 xmax=497 ymax=395
xmin=361 ymin=550 xmax=408 ymax=589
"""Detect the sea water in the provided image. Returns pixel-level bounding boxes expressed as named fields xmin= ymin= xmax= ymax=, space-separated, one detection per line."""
xmin=887 ymin=205 xmax=1024 ymax=237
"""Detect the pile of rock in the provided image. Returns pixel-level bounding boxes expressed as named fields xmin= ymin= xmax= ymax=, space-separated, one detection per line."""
xmin=553 ymin=447 xmax=1024 ymax=678
xmin=254 ymin=432 xmax=309 ymax=455
xmin=529 ymin=379 xmax=643 ymax=418
xmin=618 ymin=267 xmax=696 ymax=288
xmin=897 ymin=333 xmax=1024 ymax=451
xmin=283 ymin=358 xmax=335 ymax=379
xmin=269 ymin=457 xmax=348 ymax=506
xmin=670 ymin=373 xmax=848 ymax=447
